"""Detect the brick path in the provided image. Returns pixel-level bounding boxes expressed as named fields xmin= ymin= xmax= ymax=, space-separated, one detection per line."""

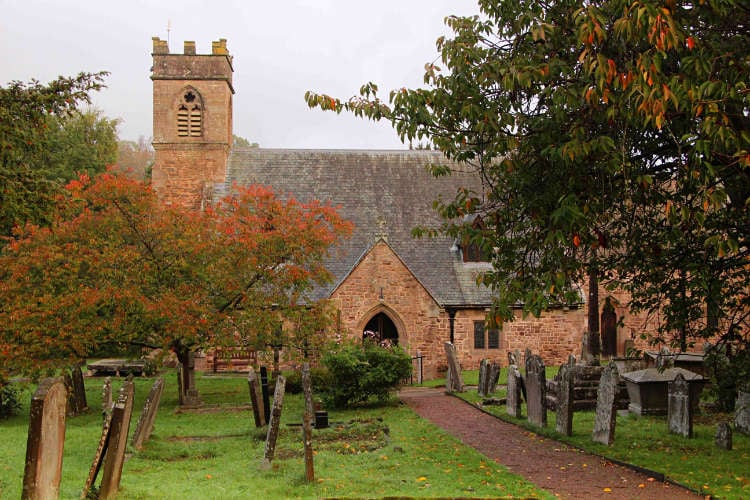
xmin=399 ymin=387 xmax=701 ymax=499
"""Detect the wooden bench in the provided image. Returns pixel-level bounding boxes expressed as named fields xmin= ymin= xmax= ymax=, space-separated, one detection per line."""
xmin=210 ymin=348 xmax=257 ymax=372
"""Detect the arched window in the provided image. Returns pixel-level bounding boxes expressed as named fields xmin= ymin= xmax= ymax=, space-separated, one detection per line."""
xmin=177 ymin=90 xmax=202 ymax=137
xmin=462 ymin=215 xmax=490 ymax=263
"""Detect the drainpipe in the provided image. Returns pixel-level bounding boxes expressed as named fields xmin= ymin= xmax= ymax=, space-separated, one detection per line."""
xmin=447 ymin=307 xmax=457 ymax=344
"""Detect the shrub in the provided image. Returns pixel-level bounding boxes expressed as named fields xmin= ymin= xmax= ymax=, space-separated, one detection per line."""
xmin=281 ymin=366 xmax=332 ymax=395
xmin=321 ymin=340 xmax=412 ymax=408
xmin=0 ymin=380 xmax=21 ymax=419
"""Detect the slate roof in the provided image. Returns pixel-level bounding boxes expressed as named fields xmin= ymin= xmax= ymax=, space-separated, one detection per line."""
xmin=223 ymin=148 xmax=495 ymax=307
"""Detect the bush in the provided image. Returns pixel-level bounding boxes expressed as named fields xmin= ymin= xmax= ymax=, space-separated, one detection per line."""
xmin=0 ymin=381 xmax=21 ymax=419
xmin=321 ymin=340 xmax=412 ymax=408
xmin=705 ymin=345 xmax=750 ymax=411
xmin=281 ymin=366 xmax=332 ymax=394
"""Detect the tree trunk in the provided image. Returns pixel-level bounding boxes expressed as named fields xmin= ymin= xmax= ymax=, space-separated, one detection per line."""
xmin=587 ymin=267 xmax=601 ymax=359
xmin=174 ymin=344 xmax=201 ymax=407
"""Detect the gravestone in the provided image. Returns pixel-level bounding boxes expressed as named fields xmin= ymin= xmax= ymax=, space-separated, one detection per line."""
xmin=507 ymin=350 xmax=518 ymax=366
xmin=506 ymin=365 xmax=522 ymax=418
xmin=102 ymin=377 xmax=113 ymax=420
xmin=99 ymin=381 xmax=135 ymax=499
xmin=131 ymin=378 xmax=165 ymax=449
xmin=477 ymin=359 xmax=489 ymax=397
xmin=487 ymin=361 xmax=501 ymax=394
xmin=525 ymin=354 xmax=547 ymax=427
xmin=260 ymin=366 xmax=271 ymax=423
xmin=656 ymin=346 xmax=674 ymax=370
xmin=555 ymin=358 xmax=576 ymax=436
xmin=247 ymin=367 xmax=266 ymax=427
xmin=302 ymin=364 xmax=315 ymax=482
xmin=581 ymin=332 xmax=601 ymax=366
xmin=735 ymin=390 xmax=750 ymax=436
xmin=22 ymin=377 xmax=68 ymax=500
xmin=443 ymin=342 xmax=465 ymax=392
xmin=592 ymin=362 xmax=619 ymax=445
xmin=715 ymin=422 xmax=732 ymax=450
xmin=82 ymin=411 xmax=114 ymax=498
xmin=668 ymin=373 xmax=693 ymax=438
xmin=261 ymin=375 xmax=286 ymax=469
xmin=70 ymin=365 xmax=88 ymax=414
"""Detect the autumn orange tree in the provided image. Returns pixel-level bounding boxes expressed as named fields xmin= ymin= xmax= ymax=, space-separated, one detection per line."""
xmin=307 ymin=0 xmax=748 ymax=401
xmin=0 ymin=173 xmax=351 ymax=389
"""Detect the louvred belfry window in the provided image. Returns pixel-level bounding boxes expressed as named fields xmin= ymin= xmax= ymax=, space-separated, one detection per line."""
xmin=177 ymin=90 xmax=202 ymax=137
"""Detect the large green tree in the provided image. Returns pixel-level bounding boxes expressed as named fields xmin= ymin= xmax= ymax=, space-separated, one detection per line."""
xmin=306 ymin=0 xmax=749 ymax=380
xmin=0 ymin=72 xmax=109 ymax=240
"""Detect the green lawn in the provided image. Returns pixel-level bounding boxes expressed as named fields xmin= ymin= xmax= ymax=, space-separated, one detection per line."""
xmin=456 ymin=370 xmax=750 ymax=499
xmin=0 ymin=371 xmax=549 ymax=499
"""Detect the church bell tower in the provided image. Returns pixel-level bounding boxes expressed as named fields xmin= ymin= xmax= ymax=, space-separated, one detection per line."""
xmin=151 ymin=37 xmax=234 ymax=208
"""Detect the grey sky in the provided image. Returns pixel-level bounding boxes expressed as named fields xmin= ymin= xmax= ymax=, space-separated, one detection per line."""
xmin=2 ymin=0 xmax=479 ymax=149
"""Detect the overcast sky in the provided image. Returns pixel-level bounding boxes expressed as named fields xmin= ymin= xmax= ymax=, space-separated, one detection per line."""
xmin=2 ymin=0 xmax=480 ymax=149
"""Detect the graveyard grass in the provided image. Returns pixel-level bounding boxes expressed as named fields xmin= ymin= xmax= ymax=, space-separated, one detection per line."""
xmin=454 ymin=369 xmax=750 ymax=499
xmin=0 ymin=371 xmax=548 ymax=499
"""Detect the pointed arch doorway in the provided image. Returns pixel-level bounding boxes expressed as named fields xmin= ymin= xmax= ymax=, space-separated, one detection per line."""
xmin=363 ymin=312 xmax=399 ymax=345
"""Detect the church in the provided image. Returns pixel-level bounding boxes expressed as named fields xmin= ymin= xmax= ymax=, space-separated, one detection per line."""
xmin=150 ymin=37 xmax=644 ymax=378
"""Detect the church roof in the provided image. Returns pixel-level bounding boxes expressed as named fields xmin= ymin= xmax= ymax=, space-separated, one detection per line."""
xmin=224 ymin=148 xmax=495 ymax=307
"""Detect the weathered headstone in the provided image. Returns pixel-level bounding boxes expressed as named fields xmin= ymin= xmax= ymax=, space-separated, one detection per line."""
xmin=443 ymin=342 xmax=464 ymax=392
xmin=487 ymin=361 xmax=501 ymax=394
xmin=70 ymin=365 xmax=89 ymax=414
xmin=82 ymin=411 xmax=113 ymax=498
xmin=525 ymin=354 xmax=547 ymax=427
xmin=735 ymin=390 xmax=750 ymax=436
xmin=260 ymin=366 xmax=271 ymax=423
xmin=668 ymin=373 xmax=693 ymax=438
xmin=247 ymin=367 xmax=266 ymax=427
xmin=261 ymin=375 xmax=286 ymax=469
xmin=507 ymin=350 xmax=518 ymax=366
xmin=592 ymin=362 xmax=619 ymax=445
xmin=715 ymin=422 xmax=732 ymax=450
xmin=477 ymin=359 xmax=489 ymax=397
xmin=301 ymin=363 xmax=315 ymax=482
xmin=99 ymin=381 xmax=135 ymax=499
xmin=555 ymin=358 xmax=576 ymax=436
xmin=131 ymin=378 xmax=165 ymax=449
xmin=102 ymin=377 xmax=113 ymax=420
xmin=506 ymin=365 xmax=522 ymax=418
xmin=656 ymin=346 xmax=674 ymax=370
xmin=22 ymin=377 xmax=68 ymax=500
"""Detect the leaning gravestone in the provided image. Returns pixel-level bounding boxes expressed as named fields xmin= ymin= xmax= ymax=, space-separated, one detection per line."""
xmin=506 ymin=365 xmax=522 ymax=417
xmin=70 ymin=365 xmax=89 ymax=415
xmin=715 ymin=422 xmax=732 ymax=450
xmin=444 ymin=342 xmax=465 ymax=392
xmin=735 ymin=390 xmax=750 ymax=436
xmin=99 ymin=381 xmax=136 ymax=499
xmin=22 ymin=377 xmax=68 ymax=500
xmin=82 ymin=410 xmax=114 ymax=498
xmin=668 ymin=373 xmax=693 ymax=438
xmin=247 ymin=367 xmax=266 ymax=427
xmin=556 ymin=358 xmax=576 ymax=436
xmin=477 ymin=359 xmax=489 ymax=397
xmin=131 ymin=378 xmax=165 ymax=450
xmin=102 ymin=377 xmax=113 ymax=420
xmin=592 ymin=362 xmax=619 ymax=445
xmin=261 ymin=375 xmax=286 ymax=470
xmin=525 ymin=354 xmax=547 ymax=427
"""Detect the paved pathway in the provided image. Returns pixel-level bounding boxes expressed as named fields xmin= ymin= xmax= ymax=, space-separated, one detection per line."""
xmin=399 ymin=387 xmax=701 ymax=499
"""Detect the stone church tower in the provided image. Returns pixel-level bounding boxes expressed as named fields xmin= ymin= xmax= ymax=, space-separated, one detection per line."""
xmin=151 ymin=37 xmax=234 ymax=208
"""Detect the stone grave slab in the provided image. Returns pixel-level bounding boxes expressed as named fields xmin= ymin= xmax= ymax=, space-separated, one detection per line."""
xmin=525 ymin=354 xmax=547 ymax=427
xmin=668 ymin=373 xmax=692 ymax=438
xmin=592 ymin=362 xmax=619 ymax=446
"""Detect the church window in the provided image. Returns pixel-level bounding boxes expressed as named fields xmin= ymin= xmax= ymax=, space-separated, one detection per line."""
xmin=177 ymin=90 xmax=202 ymax=137
xmin=461 ymin=216 xmax=490 ymax=263
xmin=473 ymin=321 xmax=500 ymax=349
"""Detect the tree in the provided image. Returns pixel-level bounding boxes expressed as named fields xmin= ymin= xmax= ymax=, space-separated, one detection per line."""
xmin=0 ymin=172 xmax=352 ymax=395
xmin=0 ymin=72 xmax=109 ymax=240
xmin=233 ymin=134 xmax=259 ymax=148
xmin=306 ymin=1 xmax=748 ymax=376
xmin=43 ymin=108 xmax=119 ymax=182
xmin=116 ymin=136 xmax=154 ymax=180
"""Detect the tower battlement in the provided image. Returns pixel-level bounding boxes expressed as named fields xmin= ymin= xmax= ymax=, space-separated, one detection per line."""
xmin=151 ymin=37 xmax=229 ymax=56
